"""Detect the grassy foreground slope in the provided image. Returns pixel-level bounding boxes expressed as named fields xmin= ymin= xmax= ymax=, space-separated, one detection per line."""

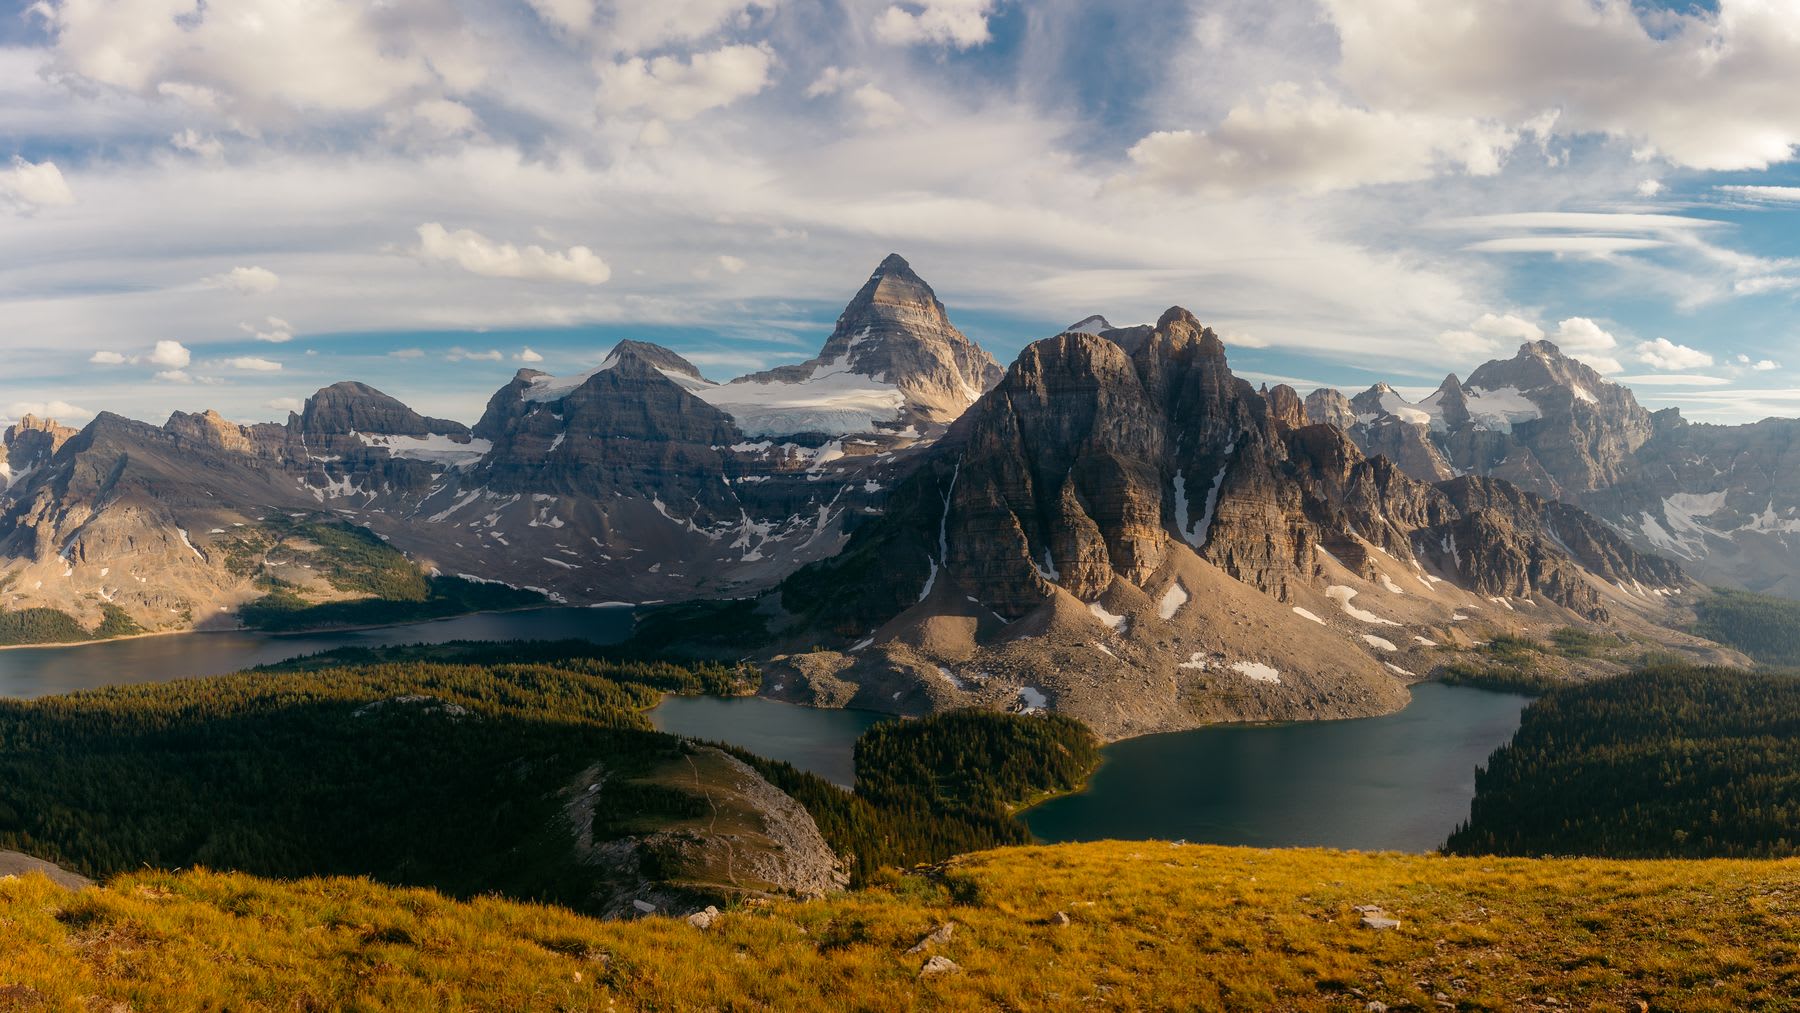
xmin=5 ymin=843 xmax=1800 ymax=1011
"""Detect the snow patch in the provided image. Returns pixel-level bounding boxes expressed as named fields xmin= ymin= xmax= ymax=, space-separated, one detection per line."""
xmin=1361 ymin=634 xmax=1398 ymax=652
xmin=1158 ymin=582 xmax=1189 ymax=620
xmin=1088 ymin=602 xmax=1128 ymax=633
xmin=1292 ymin=606 xmax=1327 ymax=625
xmin=356 ymin=431 xmax=491 ymax=467
xmin=1325 ymin=585 xmax=1401 ymax=626
xmin=1229 ymin=661 xmax=1281 ymax=684
xmin=1017 ymin=686 xmax=1048 ymax=713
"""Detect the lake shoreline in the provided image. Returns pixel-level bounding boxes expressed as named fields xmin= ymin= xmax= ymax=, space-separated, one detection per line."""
xmin=0 ymin=603 xmax=635 ymax=655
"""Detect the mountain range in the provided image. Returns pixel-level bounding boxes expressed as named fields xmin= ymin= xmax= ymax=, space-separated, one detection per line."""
xmin=0 ymin=256 xmax=1774 ymax=734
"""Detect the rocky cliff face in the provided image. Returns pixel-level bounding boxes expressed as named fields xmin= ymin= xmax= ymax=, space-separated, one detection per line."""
xmin=1323 ymin=341 xmax=1800 ymax=597
xmin=773 ymin=311 xmax=1714 ymax=738
xmin=0 ymin=415 xmax=78 ymax=492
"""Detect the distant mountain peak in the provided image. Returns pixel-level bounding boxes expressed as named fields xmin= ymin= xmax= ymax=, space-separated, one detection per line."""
xmin=728 ymin=254 xmax=1003 ymax=432
xmin=1067 ymin=315 xmax=1113 ymax=335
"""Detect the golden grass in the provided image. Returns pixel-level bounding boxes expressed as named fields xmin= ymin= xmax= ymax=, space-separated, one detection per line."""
xmin=5 ymin=841 xmax=1800 ymax=1011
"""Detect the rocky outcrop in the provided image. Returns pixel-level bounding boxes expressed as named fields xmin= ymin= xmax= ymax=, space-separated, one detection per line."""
xmin=0 ymin=415 xmax=77 ymax=492
xmin=564 ymin=747 xmax=846 ymax=919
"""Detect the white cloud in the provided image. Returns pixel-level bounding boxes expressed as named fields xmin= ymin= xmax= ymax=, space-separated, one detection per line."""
xmin=597 ymin=43 xmax=774 ymax=121
xmin=30 ymin=0 xmax=473 ymax=125
xmin=154 ymin=369 xmax=192 ymax=383
xmin=1469 ymin=313 xmax=1544 ymax=343
xmin=148 ymin=340 xmax=191 ymax=369
xmin=8 ymin=400 xmax=93 ymax=422
xmin=0 ymin=157 xmax=76 ymax=211
xmin=218 ymin=356 xmax=283 ymax=372
xmin=1636 ymin=179 xmax=1663 ymax=197
xmin=241 ymin=316 xmax=294 ymax=343
xmin=1549 ymin=317 xmax=1624 ymax=374
xmin=1464 ymin=236 xmax=1669 ymax=255
xmin=527 ymin=0 xmax=595 ymax=33
xmin=1719 ymin=185 xmax=1800 ymax=204
xmin=415 ymin=223 xmax=612 ymax=285
xmin=89 ymin=350 xmax=129 ymax=365
xmin=515 ymin=347 xmax=545 ymax=363
xmin=266 ymin=396 xmax=305 ymax=413
xmin=1634 ymin=337 xmax=1714 ymax=371
xmin=602 ymin=0 xmax=776 ymax=53
xmin=204 ymin=266 xmax=281 ymax=294
xmin=389 ymin=348 xmax=427 ymax=359
xmin=874 ymin=0 xmax=995 ymax=49
xmin=804 ymin=67 xmax=906 ymax=127
xmin=1613 ymin=373 xmax=1733 ymax=387
xmin=386 ymin=99 xmax=480 ymax=142
xmin=446 ymin=347 xmax=503 ymax=362
xmin=1437 ymin=312 xmax=1546 ymax=356
xmin=1127 ymin=85 xmax=1515 ymax=195
xmin=1755 ymin=359 xmax=1782 ymax=371
xmin=1321 ymin=0 xmax=1800 ymax=171
xmin=717 ymin=254 xmax=747 ymax=273
xmin=170 ymin=129 xmax=223 ymax=159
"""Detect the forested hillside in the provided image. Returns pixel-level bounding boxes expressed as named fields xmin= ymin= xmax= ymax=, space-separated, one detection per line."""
xmin=1447 ymin=665 xmax=1800 ymax=858
xmin=0 ymin=650 xmax=1101 ymax=908
xmin=1693 ymin=588 xmax=1800 ymax=667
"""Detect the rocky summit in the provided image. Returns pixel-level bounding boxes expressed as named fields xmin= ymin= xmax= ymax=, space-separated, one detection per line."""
xmin=0 ymin=263 xmax=1764 ymax=734
xmin=1319 ymin=339 xmax=1800 ymax=598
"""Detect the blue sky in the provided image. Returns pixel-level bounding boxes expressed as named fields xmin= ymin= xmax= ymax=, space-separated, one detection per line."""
xmin=3 ymin=0 xmax=1799 ymax=427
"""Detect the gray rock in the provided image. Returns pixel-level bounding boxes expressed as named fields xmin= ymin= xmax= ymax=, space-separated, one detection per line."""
xmin=919 ymin=955 xmax=961 ymax=977
xmin=687 ymin=905 xmax=720 ymax=930
xmin=906 ymin=922 xmax=957 ymax=954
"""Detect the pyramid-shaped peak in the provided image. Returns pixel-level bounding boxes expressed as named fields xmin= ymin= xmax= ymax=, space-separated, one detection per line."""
xmin=607 ymin=339 xmax=705 ymax=381
xmin=1067 ymin=315 xmax=1113 ymax=335
xmin=874 ymin=252 xmax=915 ymax=276
xmin=1522 ymin=339 xmax=1563 ymax=358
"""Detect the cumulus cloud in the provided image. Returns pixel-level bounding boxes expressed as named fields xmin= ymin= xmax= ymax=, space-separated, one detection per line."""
xmin=597 ymin=44 xmax=774 ymax=121
xmin=1127 ymin=85 xmax=1515 ymax=195
xmin=0 ymin=157 xmax=76 ymax=211
xmin=266 ymin=397 xmax=305 ymax=413
xmin=1737 ymin=354 xmax=1784 ymax=372
xmin=241 ymin=317 xmax=294 ymax=343
xmin=515 ymin=347 xmax=545 ymax=363
xmin=148 ymin=340 xmax=192 ymax=369
xmin=804 ymin=67 xmax=906 ymax=127
xmin=204 ymin=266 xmax=281 ymax=294
xmin=8 ymin=400 xmax=93 ymax=422
xmin=1437 ymin=312 xmax=1545 ymax=355
xmin=1549 ymin=317 xmax=1624 ymax=374
xmin=717 ymin=254 xmax=747 ymax=273
xmin=1321 ymin=0 xmax=1800 ymax=171
xmin=154 ymin=369 xmax=192 ymax=383
xmin=30 ymin=0 xmax=475 ymax=125
xmin=89 ymin=350 xmax=129 ymax=365
xmin=1635 ymin=337 xmax=1714 ymax=371
xmin=874 ymin=0 xmax=995 ymax=49
xmin=415 ymin=223 xmax=612 ymax=285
